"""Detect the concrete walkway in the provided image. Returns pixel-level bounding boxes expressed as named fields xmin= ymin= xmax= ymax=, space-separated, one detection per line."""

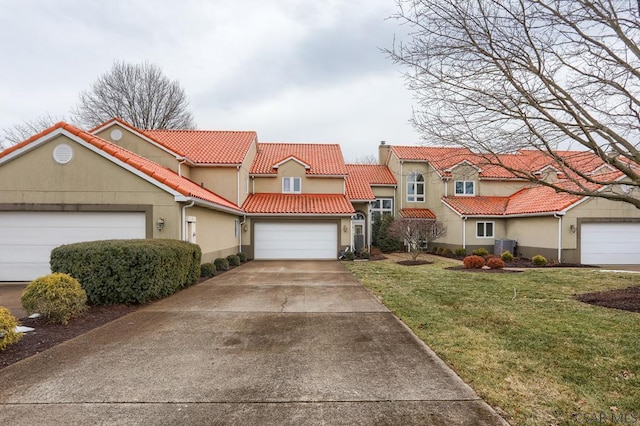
xmin=0 ymin=261 xmax=507 ymax=425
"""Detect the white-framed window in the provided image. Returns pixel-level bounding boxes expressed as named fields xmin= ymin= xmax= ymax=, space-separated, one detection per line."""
xmin=407 ymin=172 xmax=425 ymax=202
xmin=455 ymin=180 xmax=475 ymax=196
xmin=476 ymin=221 xmax=494 ymax=238
xmin=282 ymin=177 xmax=301 ymax=193
xmin=372 ymin=198 xmax=393 ymax=222
xmin=235 ymin=219 xmax=240 ymax=238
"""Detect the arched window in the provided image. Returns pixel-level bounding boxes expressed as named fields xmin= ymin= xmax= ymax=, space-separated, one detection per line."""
xmin=407 ymin=172 xmax=425 ymax=202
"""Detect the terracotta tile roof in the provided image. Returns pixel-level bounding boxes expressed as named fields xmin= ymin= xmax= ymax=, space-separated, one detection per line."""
xmin=389 ymin=145 xmax=626 ymax=180
xmin=505 ymin=186 xmax=583 ymax=215
xmin=143 ymin=129 xmax=257 ymax=164
xmin=0 ymin=122 xmax=242 ymax=213
xmin=251 ymin=143 xmax=348 ymax=176
xmin=345 ymin=164 xmax=397 ymax=200
xmin=442 ymin=196 xmax=511 ymax=216
xmin=399 ymin=208 xmax=436 ymax=219
xmin=442 ymin=185 xmax=584 ymax=216
xmin=242 ymin=193 xmax=354 ymax=215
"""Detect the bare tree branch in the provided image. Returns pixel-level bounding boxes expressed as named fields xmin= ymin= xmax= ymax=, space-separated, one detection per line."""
xmin=0 ymin=114 xmax=62 ymax=148
xmin=388 ymin=218 xmax=447 ymax=260
xmin=72 ymin=61 xmax=196 ymax=130
xmin=387 ymin=0 xmax=640 ymax=208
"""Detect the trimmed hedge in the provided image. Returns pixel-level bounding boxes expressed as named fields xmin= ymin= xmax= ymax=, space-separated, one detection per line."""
xmin=201 ymin=262 xmax=216 ymax=278
xmin=214 ymin=257 xmax=229 ymax=272
xmin=0 ymin=307 xmax=22 ymax=350
xmin=21 ymin=273 xmax=88 ymax=324
xmin=472 ymin=248 xmax=489 ymax=256
xmin=487 ymin=257 xmax=505 ymax=269
xmin=237 ymin=252 xmax=247 ymax=263
xmin=501 ymin=250 xmax=514 ymax=262
xmin=226 ymin=254 xmax=241 ymax=267
xmin=463 ymin=255 xmax=486 ymax=269
xmin=454 ymin=247 xmax=467 ymax=257
xmin=50 ymin=239 xmax=201 ymax=305
xmin=532 ymin=255 xmax=548 ymax=266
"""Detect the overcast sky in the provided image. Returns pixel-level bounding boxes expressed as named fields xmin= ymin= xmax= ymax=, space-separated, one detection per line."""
xmin=0 ymin=0 xmax=421 ymax=162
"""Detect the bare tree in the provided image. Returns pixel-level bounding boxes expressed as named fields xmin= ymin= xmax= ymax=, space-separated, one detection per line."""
xmin=73 ymin=61 xmax=196 ymax=130
xmin=388 ymin=0 xmax=640 ymax=208
xmin=1 ymin=114 xmax=62 ymax=148
xmin=388 ymin=218 xmax=446 ymax=260
xmin=352 ymin=154 xmax=379 ymax=164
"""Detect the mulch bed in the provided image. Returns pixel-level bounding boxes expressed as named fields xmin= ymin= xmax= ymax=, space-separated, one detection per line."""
xmin=396 ymin=260 xmax=433 ymax=266
xmin=0 ymin=267 xmax=239 ymax=370
xmin=1 ymin=304 xmax=138 ymax=370
xmin=445 ymin=265 xmax=522 ymax=273
xmin=575 ymin=286 xmax=640 ymax=313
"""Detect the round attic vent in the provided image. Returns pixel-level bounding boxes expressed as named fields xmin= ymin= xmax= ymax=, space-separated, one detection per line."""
xmin=110 ymin=129 xmax=123 ymax=141
xmin=53 ymin=144 xmax=73 ymax=164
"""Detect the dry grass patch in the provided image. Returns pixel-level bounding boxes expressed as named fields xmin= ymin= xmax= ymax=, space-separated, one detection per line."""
xmin=343 ymin=258 xmax=640 ymax=425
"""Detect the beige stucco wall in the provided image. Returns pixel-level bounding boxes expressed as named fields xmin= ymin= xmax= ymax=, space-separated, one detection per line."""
xmin=95 ymin=125 xmax=181 ymax=174
xmin=474 ymin=180 xmax=534 ymax=197
xmin=190 ymin=166 xmax=239 ymax=205
xmin=0 ymin=135 xmax=183 ymax=239
xmin=187 ymin=205 xmax=240 ymax=262
xmin=252 ymin=160 xmax=344 ymax=194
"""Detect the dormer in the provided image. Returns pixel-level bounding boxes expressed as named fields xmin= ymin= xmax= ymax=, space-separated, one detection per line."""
xmin=533 ymin=165 xmax=561 ymax=183
xmin=448 ymin=160 xmax=481 ymax=196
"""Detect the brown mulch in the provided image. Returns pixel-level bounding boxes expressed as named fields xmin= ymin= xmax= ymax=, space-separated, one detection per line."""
xmin=1 ymin=304 xmax=138 ymax=370
xmin=396 ymin=260 xmax=433 ymax=266
xmin=445 ymin=265 xmax=522 ymax=273
xmin=575 ymin=286 xmax=640 ymax=313
xmin=0 ymin=268 xmax=238 ymax=370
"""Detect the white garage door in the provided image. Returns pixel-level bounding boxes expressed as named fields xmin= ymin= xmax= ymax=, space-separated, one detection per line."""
xmin=0 ymin=211 xmax=146 ymax=281
xmin=254 ymin=222 xmax=338 ymax=260
xmin=581 ymin=223 xmax=640 ymax=265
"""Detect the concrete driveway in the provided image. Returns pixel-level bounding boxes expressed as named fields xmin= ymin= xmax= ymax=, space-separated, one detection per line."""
xmin=0 ymin=261 xmax=507 ymax=425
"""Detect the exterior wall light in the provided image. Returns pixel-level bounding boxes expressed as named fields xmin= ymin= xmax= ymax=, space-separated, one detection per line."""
xmin=569 ymin=224 xmax=576 ymax=233
xmin=343 ymin=224 xmax=348 ymax=232
xmin=156 ymin=218 xmax=165 ymax=231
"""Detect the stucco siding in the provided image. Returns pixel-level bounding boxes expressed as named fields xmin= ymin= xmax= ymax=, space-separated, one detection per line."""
xmin=96 ymin=126 xmax=179 ymax=173
xmin=252 ymin=160 xmax=344 ymax=194
xmin=188 ymin=206 xmax=240 ymax=262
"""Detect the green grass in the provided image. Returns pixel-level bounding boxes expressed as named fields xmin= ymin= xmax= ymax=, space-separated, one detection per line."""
xmin=343 ymin=258 xmax=640 ymax=426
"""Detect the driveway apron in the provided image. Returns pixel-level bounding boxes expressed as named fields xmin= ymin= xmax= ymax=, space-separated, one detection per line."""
xmin=0 ymin=260 xmax=507 ymax=425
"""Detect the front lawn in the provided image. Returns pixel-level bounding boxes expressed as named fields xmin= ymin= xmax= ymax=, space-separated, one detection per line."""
xmin=343 ymin=257 xmax=640 ymax=426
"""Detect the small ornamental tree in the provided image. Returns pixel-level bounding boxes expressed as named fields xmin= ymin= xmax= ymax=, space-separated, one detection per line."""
xmin=388 ymin=218 xmax=447 ymax=260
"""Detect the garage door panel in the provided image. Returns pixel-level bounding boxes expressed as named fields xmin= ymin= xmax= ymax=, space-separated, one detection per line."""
xmin=581 ymin=223 xmax=640 ymax=264
xmin=254 ymin=223 xmax=338 ymax=260
xmin=0 ymin=212 xmax=146 ymax=281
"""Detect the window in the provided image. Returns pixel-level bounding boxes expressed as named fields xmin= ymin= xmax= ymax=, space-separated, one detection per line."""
xmin=282 ymin=177 xmax=301 ymax=193
xmin=245 ymin=177 xmax=249 ymax=194
xmin=476 ymin=221 xmax=494 ymax=238
xmin=235 ymin=219 xmax=240 ymax=238
xmin=407 ymin=172 xmax=425 ymax=202
xmin=372 ymin=198 xmax=393 ymax=222
xmin=455 ymin=180 xmax=475 ymax=196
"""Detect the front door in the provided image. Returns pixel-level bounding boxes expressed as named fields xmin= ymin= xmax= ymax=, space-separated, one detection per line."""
xmin=351 ymin=212 xmax=366 ymax=252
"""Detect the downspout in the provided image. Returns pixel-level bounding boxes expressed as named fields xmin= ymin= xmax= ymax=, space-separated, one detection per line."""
xmin=181 ymin=200 xmax=195 ymax=241
xmin=554 ymin=213 xmax=563 ymax=263
xmin=462 ymin=216 xmax=468 ymax=249
xmin=177 ymin=158 xmax=187 ymax=177
xmin=239 ymin=214 xmax=246 ymax=253
xmin=367 ymin=201 xmax=372 ymax=252
xmin=444 ymin=179 xmax=448 ymax=197
xmin=399 ymin=161 xmax=404 ymax=210
xmin=237 ymin=166 xmax=241 ymax=206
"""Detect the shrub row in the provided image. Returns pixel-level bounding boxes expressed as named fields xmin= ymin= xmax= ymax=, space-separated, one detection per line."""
xmin=51 ymin=239 xmax=201 ymax=305
xmin=462 ymin=255 xmax=505 ymax=269
xmin=202 ymin=252 xmax=247 ymax=277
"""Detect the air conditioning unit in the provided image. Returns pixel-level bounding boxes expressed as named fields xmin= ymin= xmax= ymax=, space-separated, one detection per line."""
xmin=494 ymin=239 xmax=516 ymax=256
